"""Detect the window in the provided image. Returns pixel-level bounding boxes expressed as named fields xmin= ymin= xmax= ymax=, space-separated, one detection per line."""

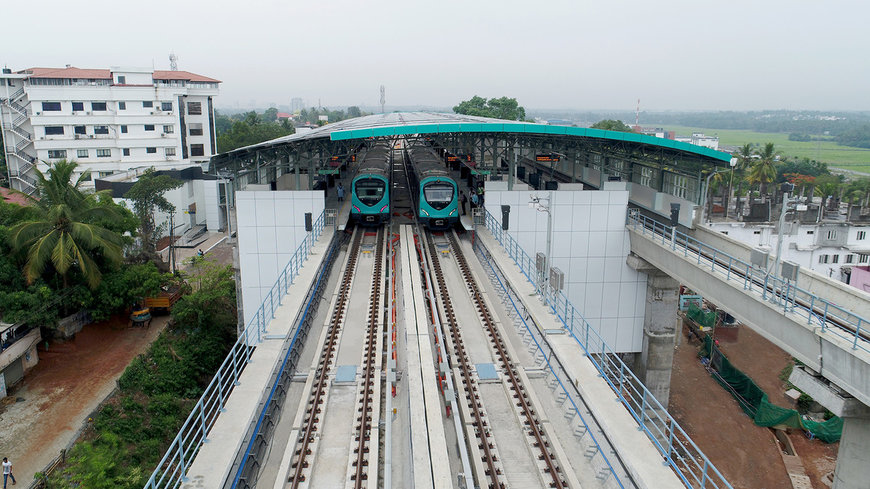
xmin=96 ymin=149 xmax=111 ymax=157
xmin=827 ymin=230 xmax=838 ymax=240
xmin=146 ymin=147 xmax=157 ymax=154
xmin=165 ymin=147 xmax=176 ymax=157
xmin=638 ymin=167 xmax=653 ymax=187
xmin=163 ymin=125 xmax=174 ymax=134
xmin=847 ymin=254 xmax=855 ymax=264
xmin=188 ymin=123 xmax=203 ymax=136
xmin=91 ymin=102 xmax=107 ymax=111
xmin=74 ymin=125 xmax=86 ymax=135
xmin=44 ymin=126 xmax=64 ymax=135
xmin=117 ymin=75 xmax=126 ymax=84
xmin=77 ymin=149 xmax=88 ymax=158
xmin=120 ymin=125 xmax=128 ymax=134
xmin=190 ymin=144 xmax=204 ymax=156
xmin=144 ymin=124 xmax=155 ymax=131
xmin=142 ymin=101 xmax=153 ymax=108
xmin=663 ymin=173 xmax=689 ymax=200
xmin=807 ymin=230 xmax=814 ymax=235
xmin=861 ymin=255 xmax=869 ymax=264
xmin=42 ymin=102 xmax=61 ymax=112
xmin=99 ymin=171 xmax=113 ymax=178
xmin=187 ymin=101 xmax=202 ymax=115
xmin=47 ymin=149 xmax=66 ymax=159
xmin=858 ymin=231 xmax=867 ymax=240
xmin=161 ymin=102 xmax=172 ymax=111
xmin=819 ymin=255 xmax=829 ymax=264
xmin=753 ymin=230 xmax=761 ymax=235
xmin=832 ymin=254 xmax=840 ymax=264
xmin=720 ymin=231 xmax=729 ymax=235
xmin=118 ymin=101 xmax=126 ymax=110
xmin=122 ymin=148 xmax=130 ymax=156
xmin=94 ymin=125 xmax=109 ymax=135
xmin=72 ymin=102 xmax=84 ymax=112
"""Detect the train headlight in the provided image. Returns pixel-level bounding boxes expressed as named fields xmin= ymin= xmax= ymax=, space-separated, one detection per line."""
xmin=421 ymin=209 xmax=429 ymax=216
xmin=353 ymin=205 xmax=361 ymax=212
xmin=380 ymin=204 xmax=388 ymax=212
xmin=449 ymin=208 xmax=457 ymax=216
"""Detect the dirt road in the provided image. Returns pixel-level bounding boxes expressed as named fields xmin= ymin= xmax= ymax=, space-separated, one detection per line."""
xmin=0 ymin=315 xmax=167 ymax=484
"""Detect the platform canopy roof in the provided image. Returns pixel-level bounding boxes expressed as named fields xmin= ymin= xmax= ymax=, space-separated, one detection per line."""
xmin=220 ymin=111 xmax=732 ymax=163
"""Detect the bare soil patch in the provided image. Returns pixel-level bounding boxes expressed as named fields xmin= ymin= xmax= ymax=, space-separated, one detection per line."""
xmin=669 ymin=323 xmax=838 ymax=489
xmin=0 ymin=315 xmax=167 ymax=484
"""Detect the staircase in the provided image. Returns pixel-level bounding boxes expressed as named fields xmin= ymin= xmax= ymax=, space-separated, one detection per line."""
xmin=1 ymin=85 xmax=37 ymax=195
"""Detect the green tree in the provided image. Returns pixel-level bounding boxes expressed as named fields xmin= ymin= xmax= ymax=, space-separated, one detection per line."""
xmin=347 ymin=106 xmax=362 ymax=118
xmin=747 ymin=143 xmax=779 ymax=202
xmin=123 ymin=168 xmax=183 ymax=259
xmin=590 ymin=119 xmax=633 ymax=132
xmin=453 ymin=96 xmax=527 ymax=121
xmin=815 ymin=174 xmax=844 ymax=211
xmin=263 ymin=107 xmax=278 ymax=122
xmin=8 ymin=161 xmax=124 ymax=288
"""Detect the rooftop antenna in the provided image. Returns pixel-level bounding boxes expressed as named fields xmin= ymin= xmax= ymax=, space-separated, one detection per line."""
xmin=169 ymin=52 xmax=178 ymax=71
xmin=379 ymin=85 xmax=385 ymax=114
xmin=635 ymin=98 xmax=640 ymax=129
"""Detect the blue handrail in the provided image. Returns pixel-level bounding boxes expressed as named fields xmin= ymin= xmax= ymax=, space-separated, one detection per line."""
xmin=481 ymin=209 xmax=733 ymax=489
xmin=626 ymin=209 xmax=870 ymax=354
xmin=145 ymin=212 xmax=326 ymax=489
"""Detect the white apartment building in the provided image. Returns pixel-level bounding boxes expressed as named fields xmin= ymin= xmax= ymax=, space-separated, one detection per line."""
xmin=0 ymin=65 xmax=220 ymax=193
xmin=706 ymin=218 xmax=870 ymax=283
xmin=675 ymin=132 xmax=719 ymax=150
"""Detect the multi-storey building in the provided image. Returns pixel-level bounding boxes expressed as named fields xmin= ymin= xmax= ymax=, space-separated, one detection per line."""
xmin=0 ymin=65 xmax=220 ymax=193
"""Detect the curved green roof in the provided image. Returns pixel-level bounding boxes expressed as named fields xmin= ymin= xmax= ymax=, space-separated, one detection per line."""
xmin=327 ymin=114 xmax=731 ymax=163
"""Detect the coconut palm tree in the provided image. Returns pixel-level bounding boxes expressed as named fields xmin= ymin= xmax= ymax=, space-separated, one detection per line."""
xmin=8 ymin=160 xmax=124 ymax=288
xmin=747 ymin=143 xmax=779 ymax=202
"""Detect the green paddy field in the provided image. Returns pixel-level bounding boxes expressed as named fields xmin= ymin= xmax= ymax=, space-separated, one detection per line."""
xmin=664 ymin=125 xmax=870 ymax=174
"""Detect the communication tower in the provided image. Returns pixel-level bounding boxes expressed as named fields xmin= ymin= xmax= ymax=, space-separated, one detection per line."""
xmin=169 ymin=52 xmax=178 ymax=71
xmin=380 ymin=85 xmax=385 ymax=114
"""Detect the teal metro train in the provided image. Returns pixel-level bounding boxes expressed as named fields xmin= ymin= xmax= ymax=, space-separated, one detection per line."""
xmin=350 ymin=142 xmax=392 ymax=225
xmin=406 ymin=141 xmax=459 ymax=230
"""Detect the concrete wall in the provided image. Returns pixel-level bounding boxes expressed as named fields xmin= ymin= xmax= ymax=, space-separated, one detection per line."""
xmin=236 ymin=191 xmax=325 ymax=327
xmin=484 ymin=189 xmax=647 ymax=352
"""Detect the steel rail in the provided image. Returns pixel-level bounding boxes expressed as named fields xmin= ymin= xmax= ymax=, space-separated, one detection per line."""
xmin=421 ymin=232 xmax=504 ymax=489
xmin=351 ymin=229 xmax=386 ymax=486
xmin=289 ymin=229 xmax=364 ymax=487
xmin=445 ymin=232 xmax=567 ymax=489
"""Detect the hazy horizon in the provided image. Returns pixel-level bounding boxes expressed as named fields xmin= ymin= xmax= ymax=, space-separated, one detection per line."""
xmin=4 ymin=0 xmax=867 ymax=112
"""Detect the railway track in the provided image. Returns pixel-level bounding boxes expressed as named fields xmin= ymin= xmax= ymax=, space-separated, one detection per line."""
xmin=350 ymin=229 xmax=386 ymax=486
xmin=422 ymin=229 xmax=569 ymax=489
xmin=287 ymin=228 xmax=388 ymax=488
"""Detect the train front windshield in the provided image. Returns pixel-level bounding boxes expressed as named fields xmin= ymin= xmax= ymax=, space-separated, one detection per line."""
xmin=355 ymin=179 xmax=386 ymax=206
xmin=423 ymin=183 xmax=454 ymax=210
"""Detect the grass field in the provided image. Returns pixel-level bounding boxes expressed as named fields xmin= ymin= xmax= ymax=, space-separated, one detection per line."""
xmin=664 ymin=125 xmax=870 ymax=174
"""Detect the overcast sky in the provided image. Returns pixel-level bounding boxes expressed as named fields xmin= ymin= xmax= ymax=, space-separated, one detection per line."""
xmin=4 ymin=0 xmax=867 ymax=112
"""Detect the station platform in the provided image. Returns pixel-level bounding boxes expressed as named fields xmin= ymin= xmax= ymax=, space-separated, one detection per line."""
xmin=181 ymin=226 xmax=335 ymax=489
xmin=474 ymin=227 xmax=684 ymax=489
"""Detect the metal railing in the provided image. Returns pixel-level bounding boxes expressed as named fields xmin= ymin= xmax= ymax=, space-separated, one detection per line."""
xmin=145 ymin=212 xmax=327 ymax=489
xmin=482 ymin=210 xmax=732 ymax=489
xmin=626 ymin=208 xmax=870 ymax=354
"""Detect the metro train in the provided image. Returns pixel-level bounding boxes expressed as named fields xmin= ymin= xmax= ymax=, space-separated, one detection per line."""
xmin=350 ymin=143 xmax=392 ymax=225
xmin=406 ymin=141 xmax=460 ymax=230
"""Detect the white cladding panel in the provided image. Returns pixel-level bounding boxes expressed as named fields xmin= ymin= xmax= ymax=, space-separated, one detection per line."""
xmin=485 ymin=190 xmax=646 ymax=352
xmin=236 ymin=191 xmax=325 ymax=327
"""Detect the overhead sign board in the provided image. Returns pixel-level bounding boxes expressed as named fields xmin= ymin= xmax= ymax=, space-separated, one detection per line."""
xmin=536 ymin=154 xmax=561 ymax=163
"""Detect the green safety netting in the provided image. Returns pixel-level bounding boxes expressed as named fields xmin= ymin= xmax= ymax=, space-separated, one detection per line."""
xmin=687 ymin=303 xmax=717 ymax=329
xmin=700 ymin=336 xmax=842 ymax=443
